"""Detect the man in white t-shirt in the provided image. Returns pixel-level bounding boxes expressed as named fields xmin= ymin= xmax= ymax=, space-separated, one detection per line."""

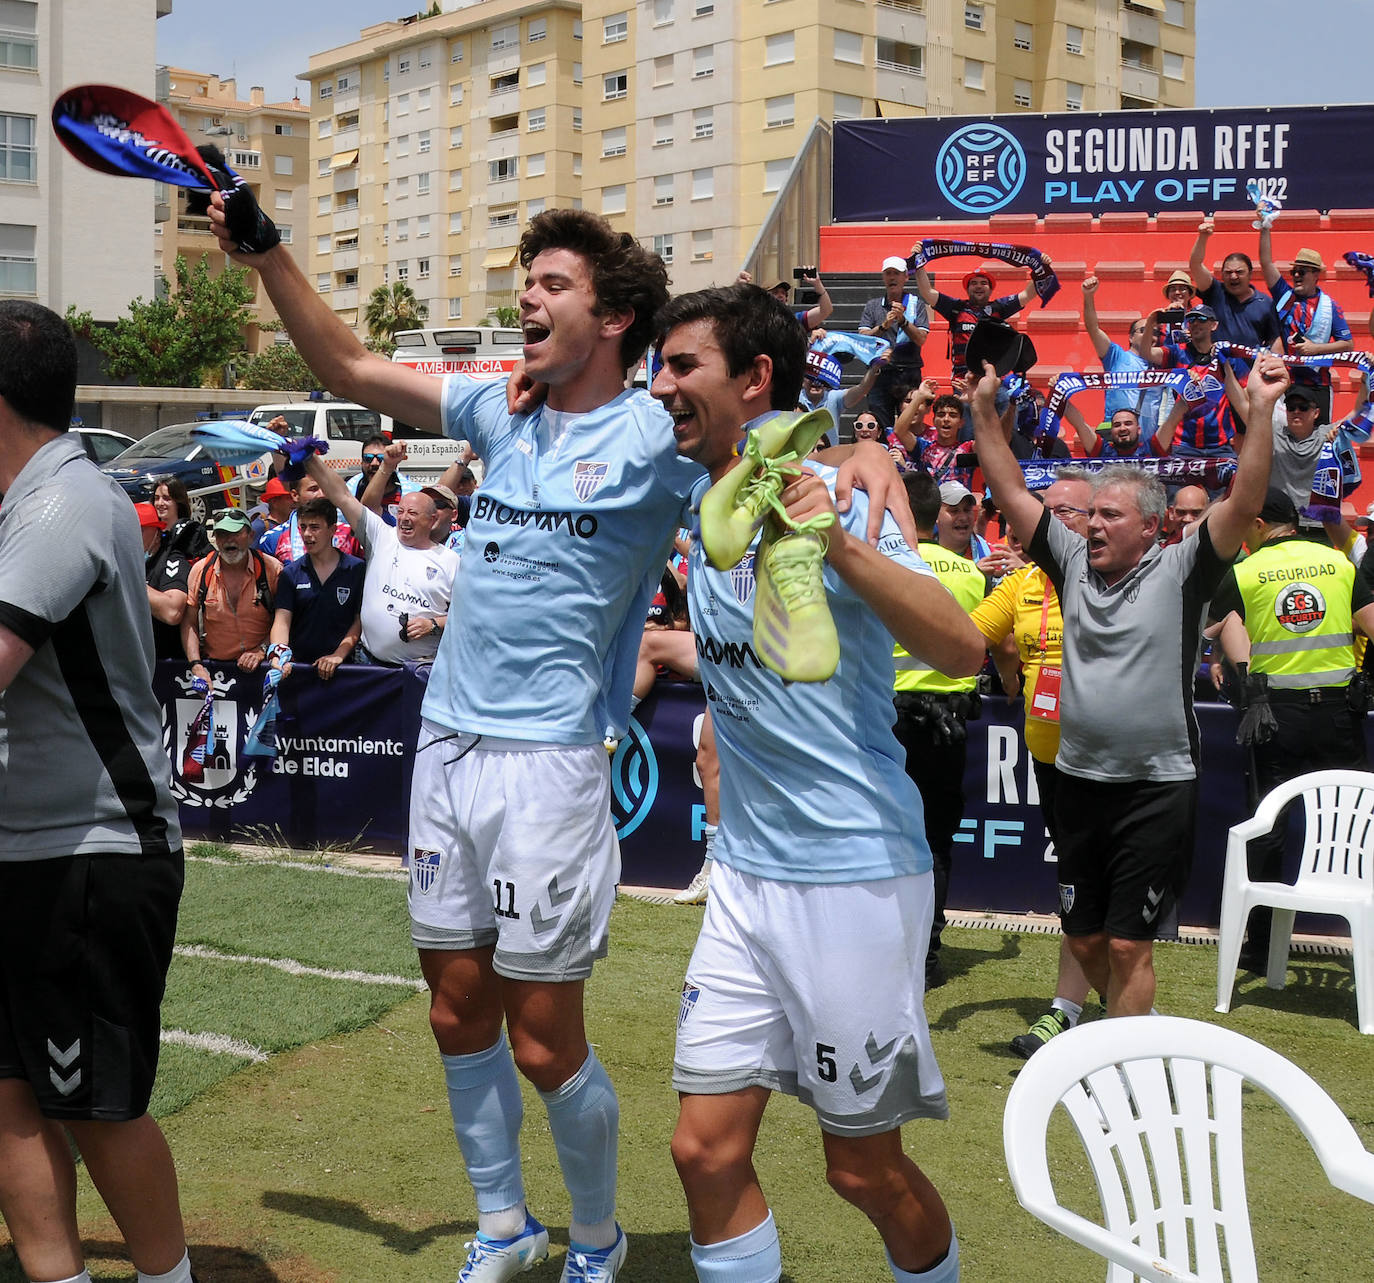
xmin=301 ymin=455 xmax=459 ymax=664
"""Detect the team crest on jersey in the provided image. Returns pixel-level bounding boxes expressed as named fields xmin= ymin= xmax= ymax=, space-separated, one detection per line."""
xmin=678 ymin=982 xmax=701 ymax=1028
xmin=336 ymin=586 xmax=352 ymax=604
xmin=1059 ymin=883 xmax=1075 ymax=914
xmin=730 ymin=553 xmax=756 ymax=604
xmin=573 ymin=460 xmax=610 ymax=502
xmin=1182 ymin=369 xmax=1223 ymax=402
xmin=412 ymin=849 xmax=442 ymax=894
xmin=1275 ymin=582 xmax=1325 ymax=633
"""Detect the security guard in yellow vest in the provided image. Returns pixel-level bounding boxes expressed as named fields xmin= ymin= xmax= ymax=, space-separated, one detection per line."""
xmin=892 ymin=474 xmax=988 ymax=987
xmin=1209 ymin=486 xmax=1374 ymax=967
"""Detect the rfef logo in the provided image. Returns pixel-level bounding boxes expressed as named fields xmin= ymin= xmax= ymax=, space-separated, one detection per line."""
xmin=935 ymin=123 xmax=1026 ymax=214
xmin=608 ymin=715 xmax=658 ymax=839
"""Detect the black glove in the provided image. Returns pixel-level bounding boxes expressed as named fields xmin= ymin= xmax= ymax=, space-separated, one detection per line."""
xmin=185 ymin=144 xmax=281 ymax=255
xmin=1236 ymin=672 xmax=1277 ymax=747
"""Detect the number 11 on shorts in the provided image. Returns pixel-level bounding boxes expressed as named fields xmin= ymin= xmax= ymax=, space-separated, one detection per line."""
xmin=493 ymin=879 xmax=519 ymax=919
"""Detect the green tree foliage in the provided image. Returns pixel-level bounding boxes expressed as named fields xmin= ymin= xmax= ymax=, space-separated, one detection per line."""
xmin=238 ymin=343 xmax=320 ymax=392
xmin=494 ymin=304 xmax=520 ymax=328
xmin=66 ymin=254 xmax=254 ymax=388
xmin=364 ymin=281 xmax=428 ymax=344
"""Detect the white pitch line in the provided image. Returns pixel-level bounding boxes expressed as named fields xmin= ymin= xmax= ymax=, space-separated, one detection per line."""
xmin=187 ymin=854 xmax=407 ymax=882
xmin=174 ymin=943 xmax=426 ymax=990
xmin=161 ymin=1028 xmax=270 ymax=1063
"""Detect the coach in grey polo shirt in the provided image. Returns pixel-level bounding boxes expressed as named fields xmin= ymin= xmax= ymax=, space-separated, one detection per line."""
xmin=0 ymin=302 xmax=198 ymax=1283
xmin=972 ymin=351 xmax=1289 ymax=1021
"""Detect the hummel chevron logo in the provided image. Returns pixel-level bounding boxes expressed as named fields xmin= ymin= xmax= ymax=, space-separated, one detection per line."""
xmin=849 ymin=1062 xmax=883 ymax=1095
xmin=865 ymin=1032 xmax=898 ymax=1064
xmin=547 ymin=875 xmax=575 ymax=908
xmin=50 ymin=1067 xmax=81 ymax=1096
xmin=1141 ymin=886 xmax=1164 ymax=924
xmin=530 ymin=903 xmax=560 ymax=934
xmin=48 ymin=1038 xmax=80 ymax=1069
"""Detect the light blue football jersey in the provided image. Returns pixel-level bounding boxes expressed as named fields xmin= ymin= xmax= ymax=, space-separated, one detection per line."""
xmin=688 ymin=463 xmax=936 ymax=884
xmin=423 ymin=376 xmax=703 ymax=744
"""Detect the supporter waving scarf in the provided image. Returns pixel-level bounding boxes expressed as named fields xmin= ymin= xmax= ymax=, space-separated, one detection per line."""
xmin=1311 ymin=400 xmax=1374 ymax=500
xmin=181 ymin=680 xmax=214 ymax=782
xmin=906 ymin=239 xmax=1061 ymax=306
xmin=1034 ymin=368 xmax=1195 ymax=442
xmin=1212 ymin=342 xmax=1374 ymax=380
xmin=810 ymin=331 xmax=891 ymax=365
xmin=1019 ymin=454 xmax=1235 ymax=493
xmin=1343 ymin=251 xmax=1374 ymax=298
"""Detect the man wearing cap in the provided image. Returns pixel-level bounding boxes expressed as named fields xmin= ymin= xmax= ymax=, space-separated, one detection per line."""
xmin=139 ymin=502 xmax=191 ymax=660
xmin=1269 ymin=384 xmax=1330 ymax=509
xmin=1151 ymin=304 xmax=1249 ymax=457
xmin=891 ymin=472 xmax=988 ymax=990
xmin=182 ymin=509 xmax=283 ymax=678
xmin=799 ymin=348 xmax=887 ymax=446
xmin=858 ymin=256 xmax=931 ymax=423
xmin=911 ymin=258 xmax=1042 ymax=381
xmin=1189 ymin=219 xmax=1282 ymax=351
xmin=1259 ymin=235 xmax=1353 ymax=423
xmin=1208 ymin=487 xmax=1374 ymax=970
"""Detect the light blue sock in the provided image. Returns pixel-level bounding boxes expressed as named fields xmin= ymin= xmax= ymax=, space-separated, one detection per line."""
xmin=538 ymin=1048 xmax=620 ymax=1232
xmin=441 ymin=1034 xmax=525 ymax=1215
xmin=690 ymin=1212 xmax=781 ymax=1282
xmin=888 ymin=1226 xmax=959 ymax=1282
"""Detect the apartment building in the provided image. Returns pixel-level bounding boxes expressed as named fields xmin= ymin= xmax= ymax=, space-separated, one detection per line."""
xmin=301 ymin=0 xmax=1194 ymax=324
xmin=1 ymin=0 xmax=170 ymax=319
xmin=302 ymin=0 xmax=583 ymax=331
xmin=157 ymin=68 xmax=309 ymax=353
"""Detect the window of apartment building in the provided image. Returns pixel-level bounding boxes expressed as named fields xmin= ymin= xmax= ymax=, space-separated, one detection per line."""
xmin=1163 ymin=51 xmax=1185 ymax=80
xmin=0 ymin=223 xmax=35 ymax=293
xmin=573 ymin=153 xmax=582 ymax=176
xmin=604 ymin=70 xmax=628 ymax=100
xmin=528 ymin=107 xmax=546 ymax=132
xmin=833 ymin=92 xmax=862 ymax=120
xmin=318 ymin=118 xmax=333 ymax=139
xmin=602 ymin=184 xmax=626 ymax=214
xmin=527 ymin=196 xmax=546 ymax=217
xmin=692 ymin=228 xmax=713 ymax=262
xmin=449 ymin=255 xmax=463 ymax=277
xmin=1164 ymin=0 xmax=1185 ymax=25
xmin=653 ymin=55 xmax=673 ymax=86
xmin=382 ymin=180 xmax=390 ymax=202
xmin=574 ymin=19 xmax=582 ymax=38
xmin=319 ymin=83 xmax=332 ymax=99
xmin=653 ymin=234 xmax=674 ymax=265
xmin=448 ymin=297 xmax=462 ymax=319
xmin=230 ymin=149 xmax=261 ymax=170
xmin=692 ymin=167 xmax=713 ymax=200
xmin=573 ymin=62 xmax=583 ymax=84
xmin=491 ymin=112 xmax=518 ymax=136
xmin=395 ymin=263 xmax=408 ymax=281
xmin=489 ymin=157 xmax=517 ymax=183
xmin=274 ymin=154 xmax=293 ymax=175
xmin=418 ymin=129 xmax=432 ymax=154
xmin=316 ymin=234 xmax=330 ymax=254
xmin=653 ymin=0 xmax=673 ymax=25
xmin=450 ymin=83 xmax=464 ymax=105
xmin=420 ymin=48 xmax=432 ymax=68
xmin=964 ymin=58 xmax=984 ymax=90
xmin=527 ymin=152 xmax=546 ymax=176
xmin=1013 ymin=20 xmax=1032 ymax=50
xmin=491 ymin=24 xmax=517 ymax=51
xmin=1066 ymin=82 xmax=1084 ymax=110
xmin=337 ymin=75 xmax=352 ymax=91
xmin=877 ymin=39 xmax=922 ymax=74
xmin=763 ymin=158 xmax=790 ymax=193
xmin=417 ymin=172 xmax=431 ymax=196
xmin=654 ymin=114 xmax=674 ymax=146
xmin=450 ymin=125 xmax=464 ymax=148
xmin=449 ymin=211 xmax=464 ymax=233
xmin=528 ymin=17 xmax=546 ymax=42
xmin=398 ymin=56 xmax=411 ymax=74
xmin=528 ymin=62 xmax=546 ymax=86
xmin=395 ymin=135 xmax=411 ymax=157
xmin=693 ymin=106 xmax=713 ymax=138
xmin=417 ymin=257 xmax=430 ymax=278
xmin=317 ymin=273 xmax=331 ymax=292
xmin=274 ymin=123 xmax=293 ymax=136
xmin=317 ymin=195 xmax=331 ymax=215
xmin=417 ymin=215 xmax=430 ymax=238
xmin=573 ymin=108 xmax=582 ymax=132
xmin=604 ymin=11 xmax=628 ymax=43
xmin=602 ymin=126 xmax=627 ymax=157
xmin=418 ymin=87 xmax=431 ymax=111
xmin=334 ymin=233 xmax=358 ymax=251
xmin=396 ymin=92 xmax=410 ymax=115
xmin=317 ymin=157 xmax=332 ymax=177
xmin=395 ymin=176 xmax=409 ymax=197
xmin=765 ymin=32 xmax=795 ymax=65
xmin=965 ymin=3 xmax=984 ymax=30
xmin=278 ymin=225 xmax=293 ymax=244
xmin=0 ymin=2 xmax=36 ymax=70
xmin=337 ymin=110 xmax=360 ymax=130
xmin=491 ymin=71 xmax=519 ymax=95
xmin=765 ymin=94 xmax=794 ymax=128
xmin=695 ymin=1 xmax=714 ymax=14
xmin=449 ymin=169 xmax=463 ymax=190
xmin=834 ymin=30 xmax=863 ymax=64
xmin=396 ymin=218 xmax=409 ymax=241
xmin=693 ymin=45 xmax=714 ymax=78
xmin=1065 ymin=25 xmax=1084 ymax=55
xmin=1013 ymin=78 xmax=1032 ymax=108
xmin=654 ymin=173 xmax=674 ymax=206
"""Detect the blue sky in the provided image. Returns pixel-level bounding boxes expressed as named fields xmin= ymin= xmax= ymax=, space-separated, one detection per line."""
xmin=157 ymin=0 xmax=1374 ymax=108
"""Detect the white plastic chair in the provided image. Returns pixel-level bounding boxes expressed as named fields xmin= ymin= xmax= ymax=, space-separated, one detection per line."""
xmin=1215 ymin=768 xmax=1374 ymax=1035
xmin=1003 ymin=1016 xmax=1374 ymax=1283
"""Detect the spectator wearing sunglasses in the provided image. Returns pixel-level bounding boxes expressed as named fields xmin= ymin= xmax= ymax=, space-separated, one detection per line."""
xmin=349 ymin=434 xmax=423 ymax=526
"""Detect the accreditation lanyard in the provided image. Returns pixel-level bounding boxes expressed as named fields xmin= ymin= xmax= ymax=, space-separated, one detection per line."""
xmin=1028 ymin=579 xmax=1062 ymax=723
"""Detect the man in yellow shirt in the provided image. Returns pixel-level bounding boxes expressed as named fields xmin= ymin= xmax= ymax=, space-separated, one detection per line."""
xmin=972 ymin=468 xmax=1099 ymax=1056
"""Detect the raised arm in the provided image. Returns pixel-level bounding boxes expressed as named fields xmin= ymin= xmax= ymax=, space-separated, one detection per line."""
xmin=360 ymin=441 xmax=407 ymax=515
xmin=209 ymin=195 xmax=443 ymax=431
xmin=1257 ymin=219 xmax=1281 ymax=291
xmin=970 ymin=362 xmax=1043 ymax=546
xmin=1189 ymin=219 xmax=1215 ymax=293
xmin=1081 ymin=274 xmax=1111 ymax=360
xmin=1065 ymin=398 xmax=1099 ymax=455
xmin=303 ymin=453 xmax=367 ymax=535
xmin=910 ymin=261 xmax=940 ymax=309
xmin=800 ymin=273 xmax=834 ymax=329
xmin=842 ymin=351 xmax=889 ymax=409
xmin=892 ymin=377 xmax=937 ymax=454
xmin=1203 ymin=351 xmax=1288 ymax=559
xmin=1016 ymin=255 xmax=1048 ymax=310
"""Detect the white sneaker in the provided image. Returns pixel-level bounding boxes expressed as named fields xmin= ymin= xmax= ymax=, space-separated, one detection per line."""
xmin=561 ymin=1227 xmax=628 ymax=1282
xmin=672 ymin=864 xmax=710 ymax=905
xmin=457 ymin=1215 xmax=550 ymax=1281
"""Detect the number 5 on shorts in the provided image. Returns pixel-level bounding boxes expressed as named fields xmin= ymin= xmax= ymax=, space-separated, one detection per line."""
xmin=816 ymin=1042 xmax=837 ymax=1083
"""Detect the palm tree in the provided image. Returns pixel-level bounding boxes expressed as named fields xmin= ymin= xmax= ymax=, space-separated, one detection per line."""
xmin=364 ymin=281 xmax=428 ymax=343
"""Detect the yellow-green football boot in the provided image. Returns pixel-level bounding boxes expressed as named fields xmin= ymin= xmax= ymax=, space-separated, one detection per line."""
xmin=752 ymin=512 xmax=840 ymax=684
xmin=698 ymin=409 xmax=834 ymax=571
